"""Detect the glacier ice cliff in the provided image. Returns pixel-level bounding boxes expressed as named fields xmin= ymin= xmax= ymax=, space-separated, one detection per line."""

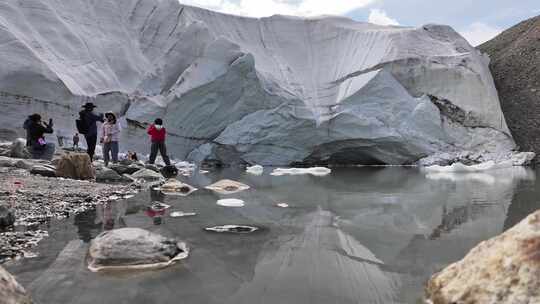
xmin=0 ymin=0 xmax=516 ymax=165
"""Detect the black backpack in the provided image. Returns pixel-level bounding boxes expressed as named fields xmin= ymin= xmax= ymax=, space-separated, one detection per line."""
xmin=76 ymin=113 xmax=88 ymax=135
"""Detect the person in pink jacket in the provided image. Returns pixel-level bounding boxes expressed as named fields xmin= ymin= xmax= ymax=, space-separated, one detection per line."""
xmin=100 ymin=112 xmax=120 ymax=166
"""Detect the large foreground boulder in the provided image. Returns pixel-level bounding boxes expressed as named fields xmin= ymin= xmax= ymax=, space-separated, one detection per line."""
xmin=0 ymin=266 xmax=32 ymax=304
xmin=55 ymin=153 xmax=95 ymax=180
xmin=88 ymin=228 xmax=189 ymax=272
xmin=426 ymin=209 xmax=540 ymax=303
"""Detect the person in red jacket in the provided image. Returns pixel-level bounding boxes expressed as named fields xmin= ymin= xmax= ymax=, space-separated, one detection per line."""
xmin=147 ymin=118 xmax=171 ymax=166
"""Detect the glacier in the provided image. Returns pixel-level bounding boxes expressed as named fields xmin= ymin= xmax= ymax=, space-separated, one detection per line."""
xmin=0 ymin=0 xmax=516 ymax=165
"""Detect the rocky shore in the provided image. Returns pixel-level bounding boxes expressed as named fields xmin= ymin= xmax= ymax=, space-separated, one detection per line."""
xmin=0 ymin=166 xmax=138 ymax=263
xmin=0 ymin=141 xmax=165 ymax=264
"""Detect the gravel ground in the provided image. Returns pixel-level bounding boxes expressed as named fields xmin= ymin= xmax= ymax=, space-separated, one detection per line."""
xmin=0 ymin=167 xmax=140 ymax=263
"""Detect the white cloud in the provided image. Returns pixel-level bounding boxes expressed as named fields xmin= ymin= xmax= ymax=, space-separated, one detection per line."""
xmin=367 ymin=8 xmax=399 ymax=26
xmin=179 ymin=0 xmax=375 ymax=18
xmin=460 ymin=22 xmax=502 ymax=46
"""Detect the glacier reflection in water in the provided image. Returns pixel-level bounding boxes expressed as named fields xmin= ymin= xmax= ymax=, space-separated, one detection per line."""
xmin=6 ymin=166 xmax=537 ymax=304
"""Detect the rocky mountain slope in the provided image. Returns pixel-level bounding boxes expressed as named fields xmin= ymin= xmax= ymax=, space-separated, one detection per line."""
xmin=479 ymin=15 xmax=540 ymax=161
xmin=0 ymin=0 xmax=515 ymax=165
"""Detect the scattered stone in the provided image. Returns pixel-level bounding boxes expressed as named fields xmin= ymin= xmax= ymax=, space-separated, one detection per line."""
xmin=0 ymin=204 xmax=15 ymax=228
xmin=108 ymin=163 xmax=141 ymax=175
xmin=160 ymin=165 xmax=178 ymax=179
xmin=55 ymin=153 xmax=95 ymax=180
xmin=131 ymin=169 xmax=163 ymax=182
xmin=205 ymin=179 xmax=250 ymax=194
xmin=88 ymin=228 xmax=189 ymax=272
xmin=205 ymin=225 xmax=259 ymax=234
xmin=216 ymin=199 xmax=245 ymax=208
xmin=170 ymin=211 xmax=197 ymax=218
xmin=0 ymin=266 xmax=32 ymax=304
xmin=246 ymin=164 xmax=264 ymax=176
xmin=0 ymin=230 xmax=48 ymax=263
xmin=30 ymin=165 xmax=56 ymax=177
xmin=0 ymin=156 xmax=16 ymax=168
xmin=9 ymin=138 xmax=29 ymax=159
xmin=14 ymin=160 xmax=33 ymax=170
xmin=159 ymin=180 xmax=197 ymax=196
xmin=426 ymin=210 xmax=540 ymax=304
xmin=95 ymin=167 xmax=127 ymax=182
xmin=144 ymin=164 xmax=160 ymax=173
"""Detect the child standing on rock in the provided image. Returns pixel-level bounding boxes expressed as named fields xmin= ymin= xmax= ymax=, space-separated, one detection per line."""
xmin=147 ymin=118 xmax=171 ymax=166
xmin=73 ymin=133 xmax=80 ymax=150
xmin=101 ymin=112 xmax=120 ymax=167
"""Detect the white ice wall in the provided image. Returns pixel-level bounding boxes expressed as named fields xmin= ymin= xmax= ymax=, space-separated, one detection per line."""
xmin=0 ymin=0 xmax=515 ymax=165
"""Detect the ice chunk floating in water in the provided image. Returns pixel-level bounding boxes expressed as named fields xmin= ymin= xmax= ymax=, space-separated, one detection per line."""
xmin=270 ymin=167 xmax=331 ymax=176
xmin=170 ymin=211 xmax=197 ymax=218
xmin=423 ymin=160 xmax=510 ymax=173
xmin=205 ymin=225 xmax=259 ymax=234
xmin=246 ymin=165 xmax=264 ymax=176
xmin=216 ymin=199 xmax=245 ymax=208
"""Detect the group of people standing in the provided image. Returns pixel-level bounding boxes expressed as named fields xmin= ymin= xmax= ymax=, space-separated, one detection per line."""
xmin=23 ymin=102 xmax=172 ymax=166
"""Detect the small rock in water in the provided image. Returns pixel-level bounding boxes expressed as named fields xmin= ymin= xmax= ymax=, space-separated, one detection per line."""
xmin=216 ymin=199 xmax=245 ymax=208
xmin=205 ymin=179 xmax=250 ymax=194
xmin=159 ymin=180 xmax=197 ymax=196
xmin=170 ymin=211 xmax=197 ymax=218
xmin=88 ymin=228 xmax=189 ymax=272
xmin=205 ymin=225 xmax=259 ymax=234
xmin=150 ymin=202 xmax=171 ymax=212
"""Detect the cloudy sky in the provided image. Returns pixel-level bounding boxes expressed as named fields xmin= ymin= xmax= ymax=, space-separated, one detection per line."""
xmin=179 ymin=0 xmax=539 ymax=46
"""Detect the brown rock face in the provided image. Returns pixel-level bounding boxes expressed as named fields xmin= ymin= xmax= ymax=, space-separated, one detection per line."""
xmin=55 ymin=153 xmax=95 ymax=180
xmin=426 ymin=210 xmax=540 ymax=303
xmin=0 ymin=266 xmax=32 ymax=304
xmin=479 ymin=16 xmax=540 ymax=160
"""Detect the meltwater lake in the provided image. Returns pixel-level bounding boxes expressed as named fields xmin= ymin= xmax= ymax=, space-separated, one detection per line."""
xmin=5 ymin=166 xmax=539 ymax=304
